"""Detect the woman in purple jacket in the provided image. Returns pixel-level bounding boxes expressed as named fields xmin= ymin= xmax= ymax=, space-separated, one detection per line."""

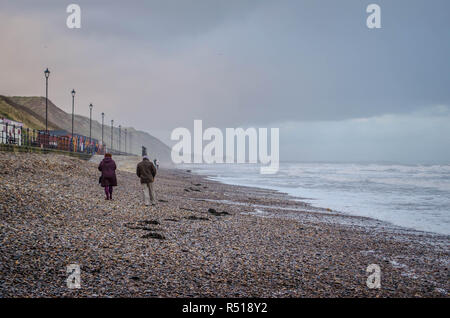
xmin=98 ymin=153 xmax=117 ymax=200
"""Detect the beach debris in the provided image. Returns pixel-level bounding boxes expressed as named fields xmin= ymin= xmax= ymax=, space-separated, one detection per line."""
xmin=141 ymin=232 xmax=165 ymax=240
xmin=140 ymin=220 xmax=160 ymax=225
xmin=164 ymin=218 xmax=179 ymax=222
xmin=185 ymin=216 xmax=210 ymax=221
xmin=208 ymin=208 xmax=230 ymax=216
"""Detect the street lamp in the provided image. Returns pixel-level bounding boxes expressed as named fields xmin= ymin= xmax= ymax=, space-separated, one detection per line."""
xmin=101 ymin=112 xmax=104 ymax=146
xmin=111 ymin=119 xmax=114 ymax=151
xmin=124 ymin=128 xmax=127 ymax=154
xmin=44 ymin=68 xmax=50 ymax=134
xmin=71 ymin=89 xmax=76 ymax=152
xmin=89 ymin=103 xmax=93 ymax=144
xmin=119 ymin=125 xmax=121 ymax=153
xmin=129 ymin=132 xmax=132 ymax=155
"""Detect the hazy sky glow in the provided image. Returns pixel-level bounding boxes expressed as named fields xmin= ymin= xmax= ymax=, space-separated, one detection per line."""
xmin=0 ymin=0 xmax=449 ymax=163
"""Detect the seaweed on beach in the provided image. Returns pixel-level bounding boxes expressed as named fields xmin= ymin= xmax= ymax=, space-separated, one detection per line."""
xmin=185 ymin=216 xmax=210 ymax=221
xmin=208 ymin=208 xmax=230 ymax=216
xmin=141 ymin=232 xmax=165 ymax=240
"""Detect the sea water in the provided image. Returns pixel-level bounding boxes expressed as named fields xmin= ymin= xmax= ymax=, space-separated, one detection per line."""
xmin=184 ymin=162 xmax=450 ymax=236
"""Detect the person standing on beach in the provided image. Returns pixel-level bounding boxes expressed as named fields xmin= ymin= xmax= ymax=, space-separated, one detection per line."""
xmin=98 ymin=153 xmax=117 ymax=200
xmin=137 ymin=155 xmax=157 ymax=206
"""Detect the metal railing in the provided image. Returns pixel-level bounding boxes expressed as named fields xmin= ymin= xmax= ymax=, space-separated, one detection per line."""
xmin=0 ymin=123 xmax=106 ymax=155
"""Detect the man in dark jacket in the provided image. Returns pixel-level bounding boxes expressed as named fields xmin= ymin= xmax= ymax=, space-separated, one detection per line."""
xmin=136 ymin=155 xmax=157 ymax=206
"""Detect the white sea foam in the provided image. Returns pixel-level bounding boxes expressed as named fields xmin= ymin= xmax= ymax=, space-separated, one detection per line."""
xmin=182 ymin=162 xmax=450 ymax=236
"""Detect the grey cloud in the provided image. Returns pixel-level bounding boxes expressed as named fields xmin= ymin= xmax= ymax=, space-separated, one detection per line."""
xmin=279 ymin=105 xmax=450 ymax=164
xmin=0 ymin=0 xmax=449 ymax=163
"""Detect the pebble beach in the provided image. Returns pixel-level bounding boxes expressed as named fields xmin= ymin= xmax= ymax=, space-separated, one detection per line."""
xmin=0 ymin=152 xmax=448 ymax=297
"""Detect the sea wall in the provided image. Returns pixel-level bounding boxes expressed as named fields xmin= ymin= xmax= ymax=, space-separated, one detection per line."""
xmin=0 ymin=143 xmax=92 ymax=160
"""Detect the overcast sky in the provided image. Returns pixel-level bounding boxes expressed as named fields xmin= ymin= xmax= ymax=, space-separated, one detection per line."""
xmin=0 ymin=0 xmax=449 ymax=163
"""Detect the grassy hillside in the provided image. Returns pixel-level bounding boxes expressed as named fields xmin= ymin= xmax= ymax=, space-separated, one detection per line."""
xmin=0 ymin=96 xmax=59 ymax=130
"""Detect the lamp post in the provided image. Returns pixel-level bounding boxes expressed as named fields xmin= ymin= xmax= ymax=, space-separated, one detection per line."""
xmin=111 ymin=120 xmax=114 ymax=151
xmin=129 ymin=132 xmax=132 ymax=155
xmin=119 ymin=125 xmax=121 ymax=153
xmin=44 ymin=68 xmax=50 ymax=134
xmin=124 ymin=128 xmax=127 ymax=154
xmin=71 ymin=89 xmax=76 ymax=152
xmin=101 ymin=112 xmax=104 ymax=146
xmin=89 ymin=103 xmax=93 ymax=144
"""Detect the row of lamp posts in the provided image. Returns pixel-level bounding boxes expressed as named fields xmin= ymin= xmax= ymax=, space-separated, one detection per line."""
xmin=44 ymin=68 xmax=131 ymax=154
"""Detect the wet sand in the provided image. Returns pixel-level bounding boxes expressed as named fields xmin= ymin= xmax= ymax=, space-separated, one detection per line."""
xmin=0 ymin=153 xmax=448 ymax=297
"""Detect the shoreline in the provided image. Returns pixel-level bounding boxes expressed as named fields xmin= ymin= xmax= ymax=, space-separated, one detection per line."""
xmin=186 ymin=165 xmax=450 ymax=237
xmin=185 ymin=168 xmax=449 ymax=247
xmin=0 ymin=153 xmax=448 ymax=297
